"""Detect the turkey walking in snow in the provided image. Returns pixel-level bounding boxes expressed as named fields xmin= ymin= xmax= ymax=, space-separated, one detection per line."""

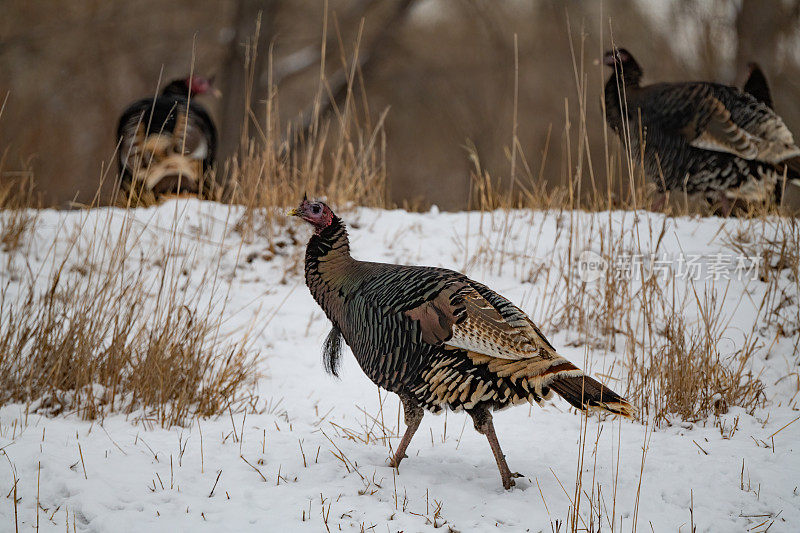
xmin=290 ymin=198 xmax=632 ymax=489
xmin=603 ymin=48 xmax=800 ymax=213
xmin=117 ymin=76 xmax=219 ymax=203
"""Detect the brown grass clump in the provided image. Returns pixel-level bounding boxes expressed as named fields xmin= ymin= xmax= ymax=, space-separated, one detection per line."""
xmin=629 ymin=287 xmax=766 ymax=424
xmin=0 ymin=205 xmax=259 ymax=427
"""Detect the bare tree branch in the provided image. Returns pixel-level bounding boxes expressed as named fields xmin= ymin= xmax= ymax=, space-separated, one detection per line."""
xmin=288 ymin=0 xmax=417 ymax=147
xmin=271 ymin=0 xmax=379 ymax=86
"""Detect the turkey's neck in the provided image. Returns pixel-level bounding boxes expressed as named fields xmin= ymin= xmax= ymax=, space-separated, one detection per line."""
xmin=161 ymin=80 xmax=191 ymax=98
xmin=604 ymin=75 xmax=624 ymax=133
xmin=304 ymin=216 xmax=355 ymax=315
xmin=604 ymin=69 xmax=640 ymax=133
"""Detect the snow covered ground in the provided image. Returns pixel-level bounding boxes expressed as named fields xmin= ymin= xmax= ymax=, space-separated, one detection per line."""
xmin=1 ymin=200 xmax=798 ymax=532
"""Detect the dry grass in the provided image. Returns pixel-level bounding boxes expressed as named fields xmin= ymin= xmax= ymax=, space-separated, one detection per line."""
xmin=628 ymin=285 xmax=766 ymax=425
xmin=459 ymin=205 xmax=770 ymax=431
xmin=726 ymin=217 xmax=800 ymax=338
xmin=0 ymin=200 xmax=259 ymax=427
xmin=0 ymin=167 xmax=39 ymax=254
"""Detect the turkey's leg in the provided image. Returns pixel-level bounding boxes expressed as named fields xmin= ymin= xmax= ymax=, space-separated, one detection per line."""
xmin=707 ymin=191 xmax=736 ymax=217
xmin=774 ymin=177 xmax=785 ymax=208
xmin=469 ymin=407 xmax=522 ymax=490
xmin=651 ymin=192 xmax=667 ymax=212
xmin=717 ymin=193 xmax=734 ymax=217
xmin=389 ymin=394 xmax=423 ymax=468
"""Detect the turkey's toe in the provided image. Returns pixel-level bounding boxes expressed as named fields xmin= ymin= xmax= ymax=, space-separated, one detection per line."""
xmin=502 ymin=477 xmax=516 ymax=490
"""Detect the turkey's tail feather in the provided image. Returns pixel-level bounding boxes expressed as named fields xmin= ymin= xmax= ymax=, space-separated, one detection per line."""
xmin=322 ymin=325 xmax=344 ymax=377
xmin=549 ymin=373 xmax=634 ymax=418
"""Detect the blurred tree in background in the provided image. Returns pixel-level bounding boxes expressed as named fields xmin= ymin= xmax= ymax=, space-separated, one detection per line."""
xmin=2 ymin=0 xmax=799 ymax=209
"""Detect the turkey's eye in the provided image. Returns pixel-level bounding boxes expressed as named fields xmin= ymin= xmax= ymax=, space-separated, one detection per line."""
xmin=311 ymin=205 xmax=321 ymax=215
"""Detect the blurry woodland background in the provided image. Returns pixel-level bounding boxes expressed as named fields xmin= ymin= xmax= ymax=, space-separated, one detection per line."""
xmin=3 ymin=0 xmax=800 ymax=210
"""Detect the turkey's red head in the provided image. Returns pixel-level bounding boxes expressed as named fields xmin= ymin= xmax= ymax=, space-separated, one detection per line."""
xmin=161 ymin=76 xmax=221 ymax=98
xmin=289 ymin=197 xmax=335 ymax=233
xmin=187 ymin=75 xmax=214 ymax=95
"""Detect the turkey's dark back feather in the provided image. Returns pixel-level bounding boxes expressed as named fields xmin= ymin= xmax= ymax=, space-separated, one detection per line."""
xmin=626 ymin=82 xmax=767 ymax=137
xmin=629 ymin=123 xmax=778 ymax=193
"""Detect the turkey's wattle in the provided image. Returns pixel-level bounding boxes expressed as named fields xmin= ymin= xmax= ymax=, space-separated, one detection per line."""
xmin=603 ymin=48 xmax=800 ymax=212
xmin=291 ymin=198 xmax=633 ymax=490
xmin=116 ymin=76 xmax=219 ymax=203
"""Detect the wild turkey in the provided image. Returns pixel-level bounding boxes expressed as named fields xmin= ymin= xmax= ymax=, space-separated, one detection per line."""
xmin=743 ymin=62 xmax=773 ymax=110
xmin=290 ymin=198 xmax=632 ymax=489
xmin=603 ymin=48 xmax=800 ymax=211
xmin=116 ymin=76 xmax=219 ymax=201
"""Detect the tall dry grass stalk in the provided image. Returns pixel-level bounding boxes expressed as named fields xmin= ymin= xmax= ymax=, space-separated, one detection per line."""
xmin=226 ymin=16 xmax=387 ymax=246
xmin=0 ymin=173 xmax=38 ymax=253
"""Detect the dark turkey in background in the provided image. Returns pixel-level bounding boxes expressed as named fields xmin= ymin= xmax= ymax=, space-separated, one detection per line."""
xmin=603 ymin=48 xmax=800 ymax=214
xmin=116 ymin=76 xmax=219 ymax=203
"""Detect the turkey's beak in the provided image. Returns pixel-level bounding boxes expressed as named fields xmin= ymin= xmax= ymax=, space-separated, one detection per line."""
xmin=288 ymin=207 xmax=300 ymax=217
xmin=211 ymin=87 xmax=223 ymax=98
